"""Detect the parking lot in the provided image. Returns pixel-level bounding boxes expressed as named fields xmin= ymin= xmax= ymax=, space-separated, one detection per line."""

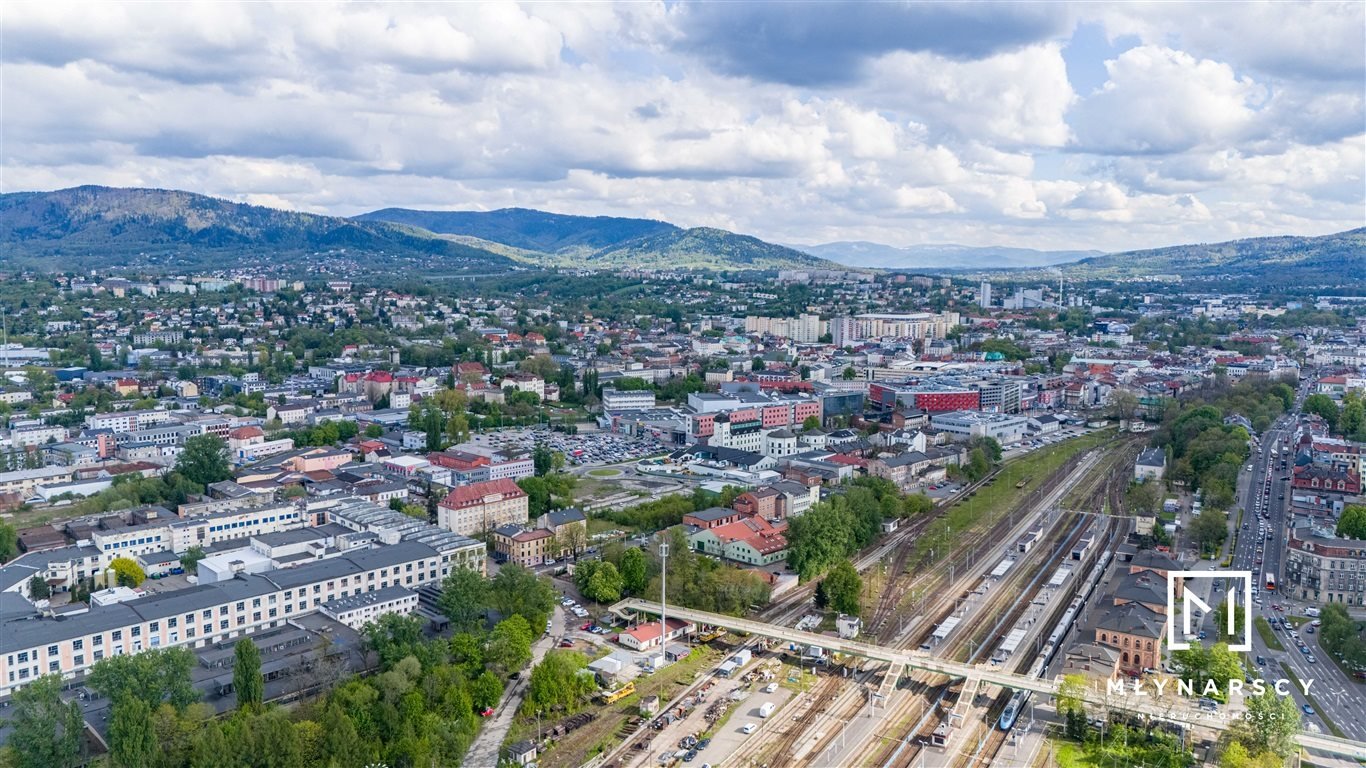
xmin=464 ymin=427 xmax=668 ymax=467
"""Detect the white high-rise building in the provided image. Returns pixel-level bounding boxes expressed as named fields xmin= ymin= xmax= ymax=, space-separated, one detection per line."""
xmin=978 ymin=281 xmax=993 ymax=308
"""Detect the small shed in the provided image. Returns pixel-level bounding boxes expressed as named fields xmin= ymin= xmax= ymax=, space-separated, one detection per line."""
xmin=640 ymin=695 xmax=661 ymax=716
xmin=508 ymin=740 xmax=537 ymax=767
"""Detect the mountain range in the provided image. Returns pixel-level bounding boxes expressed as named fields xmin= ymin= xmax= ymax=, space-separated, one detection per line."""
xmin=0 ymin=186 xmax=1359 ymax=282
xmin=355 ymin=207 xmax=830 ymax=270
xmin=1059 ymin=228 xmax=1366 ymax=282
xmin=793 ymin=241 xmax=1103 ymax=270
xmin=0 ymin=186 xmax=514 ymax=275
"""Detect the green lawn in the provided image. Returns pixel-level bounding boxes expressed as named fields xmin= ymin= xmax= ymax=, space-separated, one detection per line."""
xmin=1255 ymin=617 xmax=1285 ymax=651
xmin=912 ymin=428 xmax=1116 ymax=561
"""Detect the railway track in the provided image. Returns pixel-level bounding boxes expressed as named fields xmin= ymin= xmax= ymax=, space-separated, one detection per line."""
xmin=959 ymin=518 xmax=1128 ymax=768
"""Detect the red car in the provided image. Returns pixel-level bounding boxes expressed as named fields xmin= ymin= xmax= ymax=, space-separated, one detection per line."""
xmin=580 ymin=622 xmax=592 ymax=631
xmin=559 ymin=640 xmax=574 ymax=648
xmin=480 ymin=707 xmax=495 ymax=717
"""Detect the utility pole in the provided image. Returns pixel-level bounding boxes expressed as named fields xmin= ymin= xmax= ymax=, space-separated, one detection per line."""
xmin=658 ymin=539 xmax=669 ymax=670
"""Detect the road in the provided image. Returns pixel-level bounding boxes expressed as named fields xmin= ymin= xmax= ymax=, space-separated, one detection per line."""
xmin=463 ymin=604 xmax=566 ymax=767
xmin=1200 ymin=378 xmax=1366 ymax=744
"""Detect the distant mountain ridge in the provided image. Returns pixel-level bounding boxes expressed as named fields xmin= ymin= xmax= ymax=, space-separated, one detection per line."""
xmin=2 ymin=186 xmax=1357 ymax=280
xmin=1062 ymin=228 xmax=1366 ymax=282
xmin=795 ymin=241 xmax=1102 ymax=270
xmin=356 ymin=208 xmax=834 ymax=270
xmin=0 ymin=186 xmax=514 ymax=274
xmin=356 ymin=207 xmax=678 ymax=255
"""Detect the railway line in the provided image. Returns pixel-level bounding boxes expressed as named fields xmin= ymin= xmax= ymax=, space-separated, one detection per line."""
xmin=956 ymin=518 xmax=1126 ymax=768
xmin=852 ymin=444 xmax=1132 ymax=768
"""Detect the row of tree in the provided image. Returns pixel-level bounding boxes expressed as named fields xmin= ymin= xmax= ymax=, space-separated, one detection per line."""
xmin=787 ymin=477 xmax=930 ymax=581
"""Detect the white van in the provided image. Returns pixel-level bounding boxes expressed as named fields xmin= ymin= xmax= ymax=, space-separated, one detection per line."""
xmin=1305 ymin=607 xmax=1321 ymax=618
xmin=758 ymin=702 xmax=776 ymax=718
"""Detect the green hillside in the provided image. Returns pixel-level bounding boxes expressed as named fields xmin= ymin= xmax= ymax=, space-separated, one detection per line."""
xmin=0 ymin=186 xmax=515 ymax=275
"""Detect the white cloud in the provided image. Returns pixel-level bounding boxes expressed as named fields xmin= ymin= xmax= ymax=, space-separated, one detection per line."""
xmin=1071 ymin=45 xmax=1262 ymax=154
xmin=0 ymin=1 xmax=1360 ymax=254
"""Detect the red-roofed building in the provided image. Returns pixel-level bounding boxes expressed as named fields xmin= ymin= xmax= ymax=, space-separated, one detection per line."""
xmin=617 ymin=618 xmax=695 ymax=651
xmin=438 ymin=478 xmax=529 ymax=535
xmin=688 ymin=516 xmax=788 ymax=566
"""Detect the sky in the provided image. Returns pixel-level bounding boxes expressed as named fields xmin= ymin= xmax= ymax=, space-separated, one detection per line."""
xmin=2 ymin=1 xmax=1363 ymax=253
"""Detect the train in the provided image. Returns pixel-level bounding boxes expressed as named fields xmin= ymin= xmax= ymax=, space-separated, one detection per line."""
xmin=599 ymin=681 xmax=636 ymax=704
xmin=999 ymin=548 xmax=1112 ymax=731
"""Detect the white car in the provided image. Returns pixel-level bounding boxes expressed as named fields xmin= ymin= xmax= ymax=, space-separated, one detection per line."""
xmin=741 ymin=723 xmax=757 ymax=735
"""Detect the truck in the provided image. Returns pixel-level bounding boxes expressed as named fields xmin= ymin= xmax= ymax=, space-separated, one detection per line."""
xmin=758 ymin=702 xmax=776 ymax=718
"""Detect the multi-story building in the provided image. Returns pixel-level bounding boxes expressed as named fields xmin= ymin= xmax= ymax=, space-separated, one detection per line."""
xmin=868 ymin=381 xmax=980 ymax=413
xmin=1285 ymin=525 xmax=1366 ymax=605
xmin=1290 ymin=464 xmax=1361 ymax=517
xmin=685 ymin=391 xmax=821 ymax=443
xmin=319 ymin=585 xmax=420 ymax=630
xmin=929 ymin=411 xmax=1029 ymax=445
xmin=602 ymin=388 xmax=657 ymax=412
xmin=0 ymin=540 xmax=449 ymax=696
xmin=87 ymin=410 xmax=176 ymax=433
xmin=829 ymin=311 xmax=960 ymax=346
xmin=490 ymin=525 xmax=554 ymax=567
xmin=132 ymin=330 xmax=185 ymax=346
xmin=743 ymin=314 xmax=826 ymax=343
xmin=437 ymin=478 xmax=529 ymax=536
xmin=976 ymin=379 xmax=1022 ymax=414
xmin=9 ymin=425 xmax=67 ymax=448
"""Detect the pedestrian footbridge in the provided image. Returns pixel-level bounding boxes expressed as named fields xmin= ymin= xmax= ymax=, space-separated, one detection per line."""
xmin=610 ymin=599 xmax=1366 ymax=759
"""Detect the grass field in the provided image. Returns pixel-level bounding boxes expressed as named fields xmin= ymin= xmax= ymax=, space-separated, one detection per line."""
xmin=1255 ymin=617 xmax=1285 ymax=651
xmin=913 ymin=428 xmax=1116 ymax=561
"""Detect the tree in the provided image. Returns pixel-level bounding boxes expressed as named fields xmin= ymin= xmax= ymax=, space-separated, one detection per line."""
xmin=1341 ymin=394 xmax=1365 ymax=439
xmin=364 ymin=423 xmax=384 ymax=438
xmin=817 ymin=560 xmax=863 ymax=615
xmin=485 ymin=615 xmax=534 ymax=677
xmin=179 ymin=545 xmax=207 ymax=574
xmin=842 ymin=366 xmax=857 ymax=380
xmin=0 ymin=519 xmax=18 ymax=563
xmin=1337 ymin=504 xmax=1366 ymax=540
xmin=532 ymin=442 xmax=555 ymax=476
xmin=1213 ymin=600 xmax=1246 ymax=643
xmin=1109 ymin=390 xmax=1140 ymax=422
xmin=233 ymin=639 xmax=263 ymax=710
xmin=109 ymin=696 xmax=157 ymax=768
xmin=584 ymin=560 xmax=624 ymax=604
xmin=175 ymin=434 xmax=231 ymax=487
xmin=557 ymin=523 xmax=588 ymax=561
xmin=28 ymin=574 xmax=51 ymax=600
xmin=438 ymin=566 xmax=490 ymax=633
xmin=1233 ymin=687 xmax=1302 ymax=758
xmin=619 ymin=547 xmax=648 ymax=595
xmin=524 ymin=650 xmax=596 ymax=715
xmin=471 ymin=671 xmax=504 ymax=711
xmin=10 ymin=674 xmax=80 ymax=768
xmin=1189 ymin=510 xmax=1228 ymax=557
xmin=802 ymin=415 xmax=821 ymax=431
xmin=107 ymin=556 xmax=146 ymax=587
xmin=489 ymin=564 xmax=558 ymax=631
xmin=1303 ymin=393 xmax=1340 ymax=431
xmin=86 ymin=647 xmax=199 ymax=710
